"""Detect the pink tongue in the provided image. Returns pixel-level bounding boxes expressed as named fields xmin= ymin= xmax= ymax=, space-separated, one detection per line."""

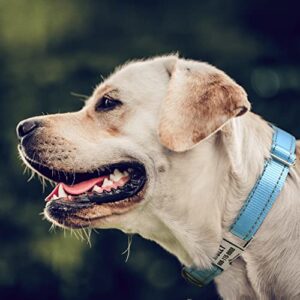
xmin=62 ymin=176 xmax=107 ymax=195
xmin=45 ymin=176 xmax=107 ymax=202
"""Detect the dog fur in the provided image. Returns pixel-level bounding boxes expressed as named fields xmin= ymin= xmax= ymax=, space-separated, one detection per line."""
xmin=18 ymin=55 xmax=300 ymax=299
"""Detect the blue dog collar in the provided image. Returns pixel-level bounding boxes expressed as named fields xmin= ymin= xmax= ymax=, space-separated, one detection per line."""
xmin=182 ymin=125 xmax=296 ymax=287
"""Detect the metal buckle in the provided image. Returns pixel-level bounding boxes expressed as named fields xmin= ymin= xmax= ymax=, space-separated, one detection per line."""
xmin=212 ymin=238 xmax=252 ymax=271
xmin=270 ymin=153 xmax=296 ymax=167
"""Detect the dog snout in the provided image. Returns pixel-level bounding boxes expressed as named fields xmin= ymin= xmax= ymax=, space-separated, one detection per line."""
xmin=16 ymin=119 xmax=40 ymax=140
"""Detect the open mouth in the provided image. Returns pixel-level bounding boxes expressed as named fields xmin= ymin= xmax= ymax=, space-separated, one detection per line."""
xmin=30 ymin=161 xmax=147 ymax=204
xmin=23 ymin=156 xmax=147 ymax=226
xmin=44 ymin=162 xmax=146 ymax=201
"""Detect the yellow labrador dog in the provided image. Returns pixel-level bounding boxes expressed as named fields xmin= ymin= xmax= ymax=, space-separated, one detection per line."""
xmin=17 ymin=56 xmax=300 ymax=299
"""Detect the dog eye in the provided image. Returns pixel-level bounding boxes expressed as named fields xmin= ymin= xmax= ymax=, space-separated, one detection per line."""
xmin=95 ymin=97 xmax=122 ymax=112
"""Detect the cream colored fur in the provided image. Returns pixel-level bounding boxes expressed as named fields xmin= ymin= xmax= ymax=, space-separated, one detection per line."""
xmin=20 ymin=56 xmax=300 ymax=299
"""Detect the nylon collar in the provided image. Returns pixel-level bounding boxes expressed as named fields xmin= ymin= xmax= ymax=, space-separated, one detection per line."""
xmin=182 ymin=125 xmax=296 ymax=287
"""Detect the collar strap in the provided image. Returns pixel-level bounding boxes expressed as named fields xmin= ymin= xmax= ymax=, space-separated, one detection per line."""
xmin=182 ymin=125 xmax=296 ymax=287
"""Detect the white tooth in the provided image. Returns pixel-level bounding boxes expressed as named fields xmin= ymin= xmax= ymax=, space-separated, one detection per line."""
xmin=110 ymin=169 xmax=123 ymax=181
xmin=102 ymin=178 xmax=113 ymax=187
xmin=123 ymin=171 xmax=129 ymax=177
xmin=114 ymin=168 xmax=122 ymax=176
xmin=58 ymin=185 xmax=67 ymax=198
xmin=92 ymin=185 xmax=102 ymax=193
xmin=52 ymin=195 xmax=58 ymax=200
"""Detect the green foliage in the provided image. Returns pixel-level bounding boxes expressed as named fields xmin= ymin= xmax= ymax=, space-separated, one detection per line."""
xmin=0 ymin=0 xmax=299 ymax=299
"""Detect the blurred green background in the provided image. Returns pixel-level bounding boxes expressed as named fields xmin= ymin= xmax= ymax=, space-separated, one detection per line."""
xmin=1 ymin=0 xmax=299 ymax=299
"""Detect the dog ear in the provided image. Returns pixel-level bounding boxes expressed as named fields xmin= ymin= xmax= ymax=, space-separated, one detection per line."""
xmin=158 ymin=59 xmax=251 ymax=152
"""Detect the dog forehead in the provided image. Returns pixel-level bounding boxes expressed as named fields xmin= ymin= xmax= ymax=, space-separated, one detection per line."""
xmin=102 ymin=58 xmax=172 ymax=101
xmin=110 ymin=58 xmax=165 ymax=80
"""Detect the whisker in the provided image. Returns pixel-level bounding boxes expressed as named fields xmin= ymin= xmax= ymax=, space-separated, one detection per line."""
xmin=82 ymin=227 xmax=92 ymax=247
xmin=27 ymin=170 xmax=35 ymax=182
xmin=92 ymin=228 xmax=100 ymax=234
xmin=70 ymin=92 xmax=89 ymax=101
xmin=73 ymin=229 xmax=80 ymax=240
xmin=23 ymin=165 xmax=29 ymax=175
xmin=122 ymin=234 xmax=133 ymax=263
xmin=77 ymin=229 xmax=84 ymax=241
xmin=49 ymin=223 xmax=57 ymax=233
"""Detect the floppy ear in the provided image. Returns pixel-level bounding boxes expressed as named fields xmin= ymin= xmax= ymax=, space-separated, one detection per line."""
xmin=158 ymin=59 xmax=251 ymax=152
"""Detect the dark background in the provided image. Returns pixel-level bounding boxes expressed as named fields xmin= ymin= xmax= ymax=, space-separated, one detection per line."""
xmin=0 ymin=1 xmax=299 ymax=299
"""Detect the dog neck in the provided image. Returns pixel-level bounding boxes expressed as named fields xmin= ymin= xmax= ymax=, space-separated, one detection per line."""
xmin=133 ymin=113 xmax=300 ymax=298
xmin=134 ymin=112 xmax=274 ymax=270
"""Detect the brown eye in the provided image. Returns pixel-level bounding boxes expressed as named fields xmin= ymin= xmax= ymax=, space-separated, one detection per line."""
xmin=95 ymin=97 xmax=122 ymax=112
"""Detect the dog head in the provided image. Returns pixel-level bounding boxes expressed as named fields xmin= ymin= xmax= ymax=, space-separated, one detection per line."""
xmin=17 ymin=55 xmax=250 ymax=264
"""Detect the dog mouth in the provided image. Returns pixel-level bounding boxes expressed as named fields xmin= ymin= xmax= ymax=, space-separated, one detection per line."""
xmin=23 ymin=156 xmax=147 ymax=227
xmin=41 ymin=161 xmax=147 ymax=205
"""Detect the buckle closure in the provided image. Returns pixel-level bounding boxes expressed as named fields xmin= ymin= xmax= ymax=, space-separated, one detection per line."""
xmin=270 ymin=153 xmax=296 ymax=167
xmin=212 ymin=238 xmax=252 ymax=271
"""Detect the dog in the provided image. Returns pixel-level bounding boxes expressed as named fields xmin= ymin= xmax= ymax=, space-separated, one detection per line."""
xmin=16 ymin=55 xmax=300 ymax=299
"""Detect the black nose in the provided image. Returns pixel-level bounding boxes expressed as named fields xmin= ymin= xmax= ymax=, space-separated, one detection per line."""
xmin=16 ymin=119 xmax=39 ymax=139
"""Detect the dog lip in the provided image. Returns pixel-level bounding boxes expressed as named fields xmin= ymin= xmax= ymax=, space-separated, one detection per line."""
xmin=21 ymin=152 xmax=144 ymax=186
xmin=45 ymin=197 xmax=95 ymax=222
xmin=44 ymin=183 xmax=147 ymax=228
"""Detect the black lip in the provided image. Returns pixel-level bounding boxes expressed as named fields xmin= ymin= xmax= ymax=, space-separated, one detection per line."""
xmin=23 ymin=155 xmax=144 ymax=186
xmin=46 ymin=197 xmax=94 ymax=222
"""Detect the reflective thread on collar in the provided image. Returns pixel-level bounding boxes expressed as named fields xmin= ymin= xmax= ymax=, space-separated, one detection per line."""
xmin=182 ymin=126 xmax=296 ymax=287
